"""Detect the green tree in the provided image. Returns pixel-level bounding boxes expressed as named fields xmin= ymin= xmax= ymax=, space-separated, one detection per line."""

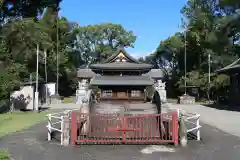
xmin=1 ymin=0 xmax=62 ymax=20
xmin=72 ymin=23 xmax=137 ymax=65
xmin=147 ymin=0 xmax=240 ymax=100
xmin=0 ymin=5 xmax=78 ymax=112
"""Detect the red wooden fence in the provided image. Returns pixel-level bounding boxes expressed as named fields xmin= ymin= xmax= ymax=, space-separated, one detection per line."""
xmin=71 ymin=111 xmax=179 ymax=145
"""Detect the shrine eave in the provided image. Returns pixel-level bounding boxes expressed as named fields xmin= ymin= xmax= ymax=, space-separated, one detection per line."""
xmin=216 ymin=65 xmax=240 ymax=74
xmin=142 ymin=69 xmax=165 ymax=78
xmin=77 ymin=68 xmax=96 ymax=78
xmin=216 ymin=58 xmax=240 ymax=74
xmin=89 ymin=62 xmax=153 ymax=71
xmin=90 ymin=76 xmax=154 ymax=86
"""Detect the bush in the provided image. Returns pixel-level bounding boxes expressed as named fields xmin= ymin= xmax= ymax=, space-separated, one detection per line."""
xmin=0 ymin=99 xmax=10 ymax=114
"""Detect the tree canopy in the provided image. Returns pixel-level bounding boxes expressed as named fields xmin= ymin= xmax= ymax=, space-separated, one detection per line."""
xmin=0 ymin=2 xmax=137 ymax=112
xmin=0 ymin=0 xmax=239 ymax=112
xmin=139 ymin=0 xmax=240 ymax=100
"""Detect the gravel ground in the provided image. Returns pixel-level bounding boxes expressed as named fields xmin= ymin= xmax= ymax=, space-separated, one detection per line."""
xmin=0 ymin=119 xmax=240 ymax=160
xmin=1 ymin=103 xmax=240 ymax=160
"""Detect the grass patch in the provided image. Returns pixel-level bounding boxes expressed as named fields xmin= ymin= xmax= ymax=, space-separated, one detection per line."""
xmin=0 ymin=111 xmax=47 ymax=137
xmin=0 ymin=150 xmax=8 ymax=160
xmin=63 ymin=96 xmax=75 ymax=103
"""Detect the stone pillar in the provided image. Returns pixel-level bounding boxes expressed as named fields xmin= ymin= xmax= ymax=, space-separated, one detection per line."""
xmin=62 ymin=111 xmax=70 ymax=146
xmin=76 ymin=79 xmax=89 ymax=104
xmin=80 ymin=98 xmax=89 ymax=135
xmin=179 ymin=115 xmax=187 ymax=147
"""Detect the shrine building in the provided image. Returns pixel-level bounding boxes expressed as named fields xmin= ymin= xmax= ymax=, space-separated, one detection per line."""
xmin=77 ymin=48 xmax=165 ymax=104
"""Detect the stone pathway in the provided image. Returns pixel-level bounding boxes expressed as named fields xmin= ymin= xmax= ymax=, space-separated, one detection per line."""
xmin=42 ymin=103 xmax=80 ymax=110
xmin=92 ymin=102 xmax=158 ymax=114
xmin=166 ymin=103 xmax=240 ymax=137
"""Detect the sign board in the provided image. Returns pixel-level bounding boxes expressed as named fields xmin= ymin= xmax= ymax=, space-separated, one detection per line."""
xmin=45 ymin=83 xmax=56 ymax=96
xmin=190 ymin=87 xmax=199 ymax=96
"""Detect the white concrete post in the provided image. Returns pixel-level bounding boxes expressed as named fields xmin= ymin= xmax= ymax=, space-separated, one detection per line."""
xmin=75 ymin=90 xmax=78 ymax=103
xmin=177 ymin=108 xmax=180 ymax=118
xmin=47 ymin=114 xmax=52 ymax=141
xmin=196 ymin=115 xmax=201 ymax=141
xmin=35 ymin=44 xmax=39 ymax=112
xmin=62 ymin=111 xmax=70 ymax=146
xmin=10 ymin=97 xmax=14 ymax=113
xmin=34 ymin=92 xmax=39 ymax=112
xmin=60 ymin=115 xmax=64 ymax=145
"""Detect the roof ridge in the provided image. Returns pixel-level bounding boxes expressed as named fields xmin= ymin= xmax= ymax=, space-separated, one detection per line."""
xmin=104 ymin=47 xmax=140 ymax=63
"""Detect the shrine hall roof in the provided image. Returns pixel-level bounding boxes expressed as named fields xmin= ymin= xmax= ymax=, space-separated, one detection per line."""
xmin=77 ymin=69 xmax=96 ymax=78
xmin=89 ymin=47 xmax=153 ymax=71
xmin=216 ymin=58 xmax=240 ymax=73
xmin=77 ymin=68 xmax=165 ymax=79
xmin=90 ymin=76 xmax=154 ymax=86
xmin=105 ymin=48 xmax=140 ymax=63
xmin=90 ymin=62 xmax=152 ymax=70
xmin=142 ymin=69 xmax=165 ymax=78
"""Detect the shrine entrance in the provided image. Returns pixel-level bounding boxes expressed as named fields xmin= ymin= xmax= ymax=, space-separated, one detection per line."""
xmin=71 ymin=111 xmax=179 ymax=145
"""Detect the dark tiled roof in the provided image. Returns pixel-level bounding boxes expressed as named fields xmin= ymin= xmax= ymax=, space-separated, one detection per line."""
xmin=90 ymin=62 xmax=152 ymax=70
xmin=77 ymin=69 xmax=96 ymax=78
xmin=90 ymin=76 xmax=154 ymax=86
xmin=105 ymin=48 xmax=140 ymax=63
xmin=216 ymin=58 xmax=240 ymax=73
xmin=142 ymin=69 xmax=165 ymax=78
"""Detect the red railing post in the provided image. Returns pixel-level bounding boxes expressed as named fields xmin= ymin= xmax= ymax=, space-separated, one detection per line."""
xmin=71 ymin=111 xmax=77 ymax=145
xmin=121 ymin=116 xmax=126 ymax=143
xmin=172 ymin=112 xmax=179 ymax=146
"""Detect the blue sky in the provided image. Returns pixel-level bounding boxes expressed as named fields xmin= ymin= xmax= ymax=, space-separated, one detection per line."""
xmin=60 ymin=0 xmax=187 ymax=58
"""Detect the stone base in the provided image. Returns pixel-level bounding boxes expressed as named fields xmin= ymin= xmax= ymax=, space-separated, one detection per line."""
xmin=178 ymin=95 xmax=195 ymax=104
xmin=50 ymin=95 xmax=62 ymax=104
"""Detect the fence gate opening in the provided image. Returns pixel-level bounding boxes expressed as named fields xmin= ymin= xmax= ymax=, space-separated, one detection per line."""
xmin=71 ymin=112 xmax=179 ymax=145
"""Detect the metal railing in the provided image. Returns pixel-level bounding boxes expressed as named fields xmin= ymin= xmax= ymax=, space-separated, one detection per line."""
xmin=176 ymin=108 xmax=201 ymax=141
xmin=71 ymin=111 xmax=179 ymax=145
xmin=46 ymin=109 xmax=79 ymax=145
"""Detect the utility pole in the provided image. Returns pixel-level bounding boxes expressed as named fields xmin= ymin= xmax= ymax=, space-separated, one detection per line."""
xmin=208 ymin=54 xmax=211 ymax=84
xmin=184 ymin=29 xmax=187 ymax=95
xmin=34 ymin=44 xmax=39 ymax=112
xmin=44 ymin=49 xmax=48 ymax=104
xmin=30 ymin=74 xmax=32 ymax=86
xmin=208 ymin=53 xmax=211 ymax=101
xmin=56 ymin=10 xmax=59 ymax=97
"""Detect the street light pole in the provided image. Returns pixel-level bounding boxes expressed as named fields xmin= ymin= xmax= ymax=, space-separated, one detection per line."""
xmin=34 ymin=44 xmax=39 ymax=112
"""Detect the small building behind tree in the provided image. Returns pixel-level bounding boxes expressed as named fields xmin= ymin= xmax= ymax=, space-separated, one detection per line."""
xmin=216 ymin=58 xmax=240 ymax=107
